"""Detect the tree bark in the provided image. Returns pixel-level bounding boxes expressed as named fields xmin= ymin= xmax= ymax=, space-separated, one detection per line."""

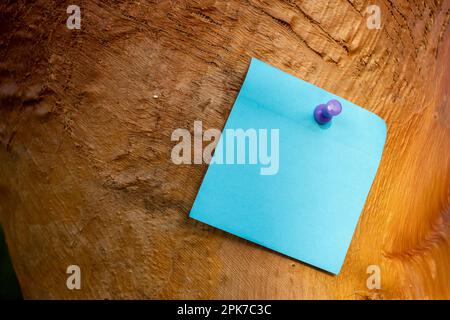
xmin=0 ymin=0 xmax=449 ymax=299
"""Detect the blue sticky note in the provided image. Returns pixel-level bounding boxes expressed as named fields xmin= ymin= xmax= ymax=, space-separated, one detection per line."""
xmin=189 ymin=58 xmax=386 ymax=274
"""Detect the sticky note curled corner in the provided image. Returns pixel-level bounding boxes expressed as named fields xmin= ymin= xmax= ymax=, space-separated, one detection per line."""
xmin=189 ymin=58 xmax=387 ymax=274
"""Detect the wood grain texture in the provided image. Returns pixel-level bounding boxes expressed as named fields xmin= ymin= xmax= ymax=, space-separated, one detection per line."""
xmin=0 ymin=0 xmax=449 ymax=299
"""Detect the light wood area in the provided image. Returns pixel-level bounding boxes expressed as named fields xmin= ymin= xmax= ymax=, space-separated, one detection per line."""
xmin=0 ymin=0 xmax=449 ymax=299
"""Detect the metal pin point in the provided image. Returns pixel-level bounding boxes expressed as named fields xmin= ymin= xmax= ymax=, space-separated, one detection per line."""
xmin=314 ymin=99 xmax=342 ymax=125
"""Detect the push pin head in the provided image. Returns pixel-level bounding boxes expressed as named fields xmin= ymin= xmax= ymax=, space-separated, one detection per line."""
xmin=314 ymin=99 xmax=342 ymax=125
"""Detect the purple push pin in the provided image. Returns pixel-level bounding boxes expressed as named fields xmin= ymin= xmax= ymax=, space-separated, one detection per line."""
xmin=314 ymin=99 xmax=342 ymax=125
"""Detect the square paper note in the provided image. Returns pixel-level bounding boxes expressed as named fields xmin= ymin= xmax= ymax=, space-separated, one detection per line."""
xmin=190 ymin=58 xmax=386 ymax=274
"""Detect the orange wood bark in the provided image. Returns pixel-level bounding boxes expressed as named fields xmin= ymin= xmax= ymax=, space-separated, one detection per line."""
xmin=0 ymin=0 xmax=449 ymax=299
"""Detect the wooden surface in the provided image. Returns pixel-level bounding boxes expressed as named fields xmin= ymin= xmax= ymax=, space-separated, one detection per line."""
xmin=0 ymin=0 xmax=449 ymax=299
